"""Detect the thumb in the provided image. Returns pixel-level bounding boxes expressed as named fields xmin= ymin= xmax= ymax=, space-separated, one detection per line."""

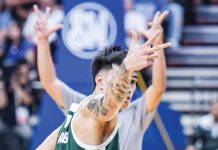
xmin=49 ymin=24 xmax=63 ymax=34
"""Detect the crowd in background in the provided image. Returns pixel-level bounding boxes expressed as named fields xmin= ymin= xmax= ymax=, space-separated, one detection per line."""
xmin=0 ymin=0 xmax=217 ymax=149
xmin=0 ymin=0 xmax=63 ymax=149
xmin=186 ymin=100 xmax=218 ymax=150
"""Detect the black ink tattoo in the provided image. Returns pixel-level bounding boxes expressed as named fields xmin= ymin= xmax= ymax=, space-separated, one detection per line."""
xmin=87 ymin=95 xmax=109 ymax=116
xmin=87 ymin=63 xmax=132 ymax=118
xmin=108 ymin=63 xmax=132 ymax=103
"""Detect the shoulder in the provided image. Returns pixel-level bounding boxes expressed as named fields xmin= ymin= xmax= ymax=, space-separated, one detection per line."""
xmin=73 ymin=94 xmax=100 ymax=112
xmin=68 ymin=103 xmax=80 ymax=113
xmin=68 ymin=95 xmax=93 ymax=113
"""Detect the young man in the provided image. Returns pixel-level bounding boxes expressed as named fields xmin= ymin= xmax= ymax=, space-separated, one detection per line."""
xmin=34 ymin=5 xmax=171 ymax=150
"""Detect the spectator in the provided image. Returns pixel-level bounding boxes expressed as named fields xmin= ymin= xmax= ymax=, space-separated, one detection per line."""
xmin=0 ymin=0 xmax=12 ymax=66
xmin=0 ymin=0 xmax=13 ymax=30
xmin=3 ymin=21 xmax=35 ymax=68
xmin=10 ymin=59 xmax=39 ymax=116
xmin=9 ymin=59 xmax=39 ymax=149
xmin=124 ymin=0 xmax=147 ymax=46
xmin=4 ymin=0 xmax=37 ymax=26
xmin=0 ymin=80 xmax=15 ymax=127
xmin=0 ymin=1 xmax=42 ymax=150
xmin=186 ymin=100 xmax=218 ymax=150
xmin=0 ymin=80 xmax=23 ymax=150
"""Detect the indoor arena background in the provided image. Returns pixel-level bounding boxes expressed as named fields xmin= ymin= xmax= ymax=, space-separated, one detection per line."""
xmin=0 ymin=0 xmax=218 ymax=150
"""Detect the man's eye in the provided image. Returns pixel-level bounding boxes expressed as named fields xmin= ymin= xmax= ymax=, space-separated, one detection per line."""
xmin=131 ymin=80 xmax=137 ymax=84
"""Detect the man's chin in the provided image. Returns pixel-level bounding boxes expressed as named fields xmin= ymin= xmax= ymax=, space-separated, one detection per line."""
xmin=121 ymin=102 xmax=130 ymax=109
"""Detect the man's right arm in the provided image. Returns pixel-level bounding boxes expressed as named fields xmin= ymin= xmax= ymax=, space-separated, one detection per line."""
xmin=34 ymin=5 xmax=86 ymax=110
xmin=37 ymin=38 xmax=65 ymax=108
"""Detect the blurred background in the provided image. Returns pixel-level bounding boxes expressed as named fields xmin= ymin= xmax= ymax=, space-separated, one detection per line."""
xmin=0 ymin=0 xmax=218 ymax=150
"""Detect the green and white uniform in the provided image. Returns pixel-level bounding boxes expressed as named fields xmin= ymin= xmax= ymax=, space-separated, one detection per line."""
xmin=56 ymin=97 xmax=120 ymax=150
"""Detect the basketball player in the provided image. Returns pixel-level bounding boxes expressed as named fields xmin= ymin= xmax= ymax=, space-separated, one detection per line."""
xmin=34 ymin=5 xmax=171 ymax=150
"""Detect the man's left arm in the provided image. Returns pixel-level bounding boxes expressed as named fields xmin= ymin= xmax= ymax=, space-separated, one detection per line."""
xmin=144 ymin=11 xmax=169 ymax=112
xmin=145 ymin=35 xmax=166 ymax=112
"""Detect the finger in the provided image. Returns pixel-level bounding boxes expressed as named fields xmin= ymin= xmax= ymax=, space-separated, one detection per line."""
xmin=158 ymin=10 xmax=169 ymax=24
xmin=36 ymin=16 xmax=47 ymax=25
xmin=34 ymin=25 xmax=42 ymax=31
xmin=36 ymin=18 xmax=43 ymax=26
xmin=142 ymin=59 xmax=153 ymax=68
xmin=36 ymin=19 xmax=45 ymax=30
xmin=45 ymin=7 xmax=51 ymax=20
xmin=33 ymin=5 xmax=41 ymax=19
xmin=134 ymin=59 xmax=152 ymax=70
xmin=147 ymin=59 xmax=154 ymax=65
xmin=143 ymin=30 xmax=161 ymax=47
xmin=148 ymin=42 xmax=172 ymax=52
xmin=139 ymin=30 xmax=148 ymax=39
xmin=148 ymin=22 xmax=152 ymax=26
xmin=146 ymin=54 xmax=158 ymax=60
xmin=48 ymin=24 xmax=64 ymax=34
xmin=129 ymin=30 xmax=138 ymax=47
xmin=153 ymin=11 xmax=160 ymax=24
xmin=34 ymin=25 xmax=44 ymax=33
xmin=146 ymin=51 xmax=154 ymax=55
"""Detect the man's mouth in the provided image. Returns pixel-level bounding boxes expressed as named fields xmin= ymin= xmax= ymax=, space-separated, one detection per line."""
xmin=125 ymin=97 xmax=131 ymax=103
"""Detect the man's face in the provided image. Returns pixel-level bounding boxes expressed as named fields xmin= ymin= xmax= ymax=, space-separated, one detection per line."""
xmin=17 ymin=64 xmax=29 ymax=85
xmin=98 ymin=64 xmax=138 ymax=109
xmin=7 ymin=22 xmax=21 ymax=41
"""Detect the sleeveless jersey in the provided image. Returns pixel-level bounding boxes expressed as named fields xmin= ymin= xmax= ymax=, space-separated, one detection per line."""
xmin=56 ymin=100 xmax=120 ymax=150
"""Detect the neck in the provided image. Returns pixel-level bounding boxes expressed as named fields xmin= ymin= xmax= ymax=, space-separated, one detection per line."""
xmin=94 ymin=88 xmax=103 ymax=95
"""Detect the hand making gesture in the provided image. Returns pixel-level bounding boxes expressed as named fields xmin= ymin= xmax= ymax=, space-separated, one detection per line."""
xmin=124 ymin=29 xmax=171 ymax=72
xmin=33 ymin=5 xmax=63 ymax=40
xmin=142 ymin=10 xmax=169 ymax=43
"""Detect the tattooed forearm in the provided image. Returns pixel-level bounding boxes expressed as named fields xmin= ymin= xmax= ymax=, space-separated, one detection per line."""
xmin=107 ymin=63 xmax=132 ymax=103
xmin=87 ymin=95 xmax=109 ymax=116
xmin=87 ymin=63 xmax=132 ymax=118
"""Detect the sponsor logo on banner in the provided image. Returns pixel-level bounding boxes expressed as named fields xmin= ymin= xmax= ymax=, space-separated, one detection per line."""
xmin=62 ymin=2 xmax=117 ymax=59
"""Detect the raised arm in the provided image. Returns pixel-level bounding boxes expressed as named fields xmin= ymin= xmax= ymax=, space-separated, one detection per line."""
xmin=142 ymin=11 xmax=169 ymax=112
xmin=86 ymin=30 xmax=171 ymax=122
xmin=34 ymin=5 xmax=65 ymax=108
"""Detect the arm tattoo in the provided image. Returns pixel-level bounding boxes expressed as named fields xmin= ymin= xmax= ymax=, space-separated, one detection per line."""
xmin=107 ymin=63 xmax=132 ymax=103
xmin=87 ymin=63 xmax=132 ymax=117
xmin=87 ymin=95 xmax=109 ymax=116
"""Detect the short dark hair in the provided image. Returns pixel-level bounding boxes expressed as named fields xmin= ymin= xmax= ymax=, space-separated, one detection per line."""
xmin=14 ymin=59 xmax=29 ymax=70
xmin=92 ymin=45 xmax=127 ymax=89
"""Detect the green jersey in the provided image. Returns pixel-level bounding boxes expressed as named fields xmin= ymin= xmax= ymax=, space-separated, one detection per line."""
xmin=56 ymin=101 xmax=120 ymax=150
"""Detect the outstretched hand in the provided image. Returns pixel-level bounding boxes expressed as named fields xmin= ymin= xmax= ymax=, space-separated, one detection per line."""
xmin=33 ymin=5 xmax=63 ymax=40
xmin=141 ymin=10 xmax=169 ymax=42
xmin=124 ymin=29 xmax=171 ymax=72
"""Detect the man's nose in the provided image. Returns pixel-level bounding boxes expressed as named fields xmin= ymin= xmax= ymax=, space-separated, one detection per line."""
xmin=129 ymin=90 xmax=131 ymax=94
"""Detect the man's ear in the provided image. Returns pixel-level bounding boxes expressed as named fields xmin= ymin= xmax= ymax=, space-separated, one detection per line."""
xmin=95 ymin=74 xmax=103 ymax=90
